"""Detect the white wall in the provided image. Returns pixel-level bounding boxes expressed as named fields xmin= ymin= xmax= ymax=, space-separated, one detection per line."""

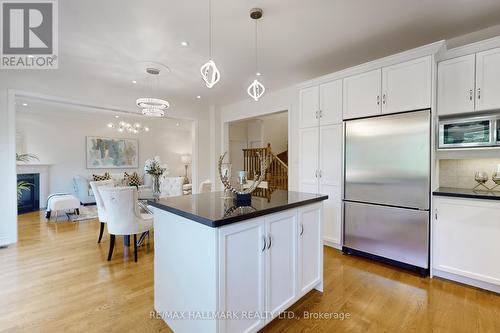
xmin=16 ymin=108 xmax=192 ymax=196
xmin=260 ymin=112 xmax=288 ymax=154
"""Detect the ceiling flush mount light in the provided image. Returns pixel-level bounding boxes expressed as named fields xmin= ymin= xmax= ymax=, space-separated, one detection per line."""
xmin=196 ymin=95 xmax=201 ymax=99
xmin=247 ymin=8 xmax=265 ymax=101
xmin=181 ymin=41 xmax=189 ymax=47
xmin=136 ymin=67 xmax=170 ymax=117
xmin=200 ymin=0 xmax=221 ymax=88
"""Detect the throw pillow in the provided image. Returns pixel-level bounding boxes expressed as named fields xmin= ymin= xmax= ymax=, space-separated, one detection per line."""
xmin=124 ymin=172 xmax=142 ymax=187
xmin=93 ymin=172 xmax=111 ymax=181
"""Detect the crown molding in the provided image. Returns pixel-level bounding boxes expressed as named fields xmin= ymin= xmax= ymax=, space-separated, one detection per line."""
xmin=297 ymin=40 xmax=446 ymax=89
xmin=439 ymin=35 xmax=500 ymax=61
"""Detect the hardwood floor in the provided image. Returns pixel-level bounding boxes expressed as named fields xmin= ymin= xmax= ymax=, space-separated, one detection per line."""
xmin=1 ymin=211 xmax=499 ymax=332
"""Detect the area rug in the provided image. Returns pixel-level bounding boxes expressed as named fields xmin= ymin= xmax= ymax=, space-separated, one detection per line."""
xmin=66 ymin=206 xmax=98 ymax=222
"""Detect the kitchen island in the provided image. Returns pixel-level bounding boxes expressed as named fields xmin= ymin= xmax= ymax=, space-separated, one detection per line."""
xmin=148 ymin=190 xmax=328 ymax=333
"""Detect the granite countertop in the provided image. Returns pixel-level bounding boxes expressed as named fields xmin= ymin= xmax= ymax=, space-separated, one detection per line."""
xmin=147 ymin=190 xmax=328 ymax=228
xmin=433 ymin=187 xmax=500 ymax=201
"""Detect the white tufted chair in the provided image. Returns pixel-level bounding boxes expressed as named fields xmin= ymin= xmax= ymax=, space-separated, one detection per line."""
xmin=199 ymin=179 xmax=213 ymax=193
xmin=99 ymin=187 xmax=153 ymax=262
xmin=89 ymin=179 xmax=115 ymax=243
xmin=160 ymin=176 xmax=184 ymax=197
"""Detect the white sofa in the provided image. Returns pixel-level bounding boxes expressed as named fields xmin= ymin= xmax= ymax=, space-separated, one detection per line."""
xmin=73 ymin=173 xmax=153 ymax=205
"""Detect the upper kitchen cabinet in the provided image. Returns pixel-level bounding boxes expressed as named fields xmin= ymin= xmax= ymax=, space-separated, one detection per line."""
xmin=319 ymin=80 xmax=343 ymax=126
xmin=438 ymin=46 xmax=500 ymax=116
xmin=437 ymin=54 xmax=476 ymax=116
xmin=299 ymin=86 xmax=320 ymax=129
xmin=299 ymin=79 xmax=342 ymax=129
xmin=476 ymin=47 xmax=500 ymax=111
xmin=343 ymin=69 xmax=382 ymax=120
xmin=382 ymin=56 xmax=432 ymax=114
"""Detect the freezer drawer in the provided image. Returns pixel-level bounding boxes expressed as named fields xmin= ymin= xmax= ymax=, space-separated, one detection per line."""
xmin=344 ymin=201 xmax=429 ymax=268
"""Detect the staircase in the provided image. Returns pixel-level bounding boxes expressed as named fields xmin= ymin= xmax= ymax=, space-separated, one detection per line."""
xmin=242 ymin=143 xmax=288 ymax=199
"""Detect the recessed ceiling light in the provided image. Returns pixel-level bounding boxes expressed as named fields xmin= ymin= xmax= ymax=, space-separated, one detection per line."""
xmin=176 ymin=122 xmax=180 ymax=127
xmin=132 ymin=80 xmax=137 ymax=84
xmin=180 ymin=41 xmax=189 ymax=47
xmin=22 ymin=103 xmax=28 ymax=106
xmin=196 ymin=95 xmax=201 ymax=99
xmin=256 ymin=72 xmax=262 ymax=76
xmin=115 ymin=115 xmax=119 ymax=119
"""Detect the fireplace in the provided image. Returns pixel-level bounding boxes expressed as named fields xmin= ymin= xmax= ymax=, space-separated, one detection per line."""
xmin=17 ymin=173 xmax=40 ymax=214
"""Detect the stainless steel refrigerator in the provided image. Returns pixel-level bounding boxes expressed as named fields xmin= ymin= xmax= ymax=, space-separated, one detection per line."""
xmin=343 ymin=109 xmax=430 ymax=271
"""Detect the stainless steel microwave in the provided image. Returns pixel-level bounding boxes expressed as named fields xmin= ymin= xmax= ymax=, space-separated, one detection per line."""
xmin=438 ymin=115 xmax=500 ymax=149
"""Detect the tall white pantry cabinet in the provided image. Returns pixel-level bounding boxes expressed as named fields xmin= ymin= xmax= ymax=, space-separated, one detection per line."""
xmin=299 ymin=80 xmax=343 ymax=248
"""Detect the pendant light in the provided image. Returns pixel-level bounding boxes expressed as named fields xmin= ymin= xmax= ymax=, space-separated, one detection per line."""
xmin=247 ymin=8 xmax=265 ymax=102
xmin=136 ymin=67 xmax=169 ymax=117
xmin=200 ymin=0 xmax=221 ymax=88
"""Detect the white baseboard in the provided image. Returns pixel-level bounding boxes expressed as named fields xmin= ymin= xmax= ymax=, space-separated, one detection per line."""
xmin=433 ymin=269 xmax=500 ymax=294
xmin=323 ymin=237 xmax=342 ymax=250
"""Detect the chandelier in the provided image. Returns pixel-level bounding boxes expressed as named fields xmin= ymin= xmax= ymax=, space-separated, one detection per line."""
xmin=247 ymin=8 xmax=265 ymax=101
xmin=200 ymin=0 xmax=221 ymax=88
xmin=107 ymin=121 xmax=150 ymax=134
xmin=136 ymin=68 xmax=170 ymax=117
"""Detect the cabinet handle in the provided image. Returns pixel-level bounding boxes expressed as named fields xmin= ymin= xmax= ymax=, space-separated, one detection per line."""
xmin=469 ymin=89 xmax=473 ymax=101
xmin=477 ymin=88 xmax=481 ymax=100
xmin=300 ymin=223 xmax=304 ymax=236
xmin=319 ymin=170 xmax=322 ymax=178
xmin=382 ymin=94 xmax=386 ymax=105
xmin=315 ymin=170 xmax=318 ymax=178
xmin=262 ymin=236 xmax=267 ymax=252
xmin=377 ymin=95 xmax=380 ymax=105
xmin=434 ymin=209 xmax=438 ymax=220
xmin=319 ymin=110 xmax=323 ymax=119
xmin=267 ymin=235 xmax=272 ymax=249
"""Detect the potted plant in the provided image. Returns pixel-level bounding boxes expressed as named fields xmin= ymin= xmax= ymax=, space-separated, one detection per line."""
xmin=16 ymin=153 xmax=39 ymax=199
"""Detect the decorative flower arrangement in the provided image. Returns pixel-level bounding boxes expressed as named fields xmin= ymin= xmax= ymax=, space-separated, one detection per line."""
xmin=145 ymin=156 xmax=168 ymax=198
xmin=144 ymin=156 xmax=168 ymax=177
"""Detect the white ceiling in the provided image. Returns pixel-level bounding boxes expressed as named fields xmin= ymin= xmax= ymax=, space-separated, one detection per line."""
xmin=52 ymin=0 xmax=500 ymax=106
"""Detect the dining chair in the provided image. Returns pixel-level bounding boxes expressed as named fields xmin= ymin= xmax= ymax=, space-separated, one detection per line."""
xmin=199 ymin=179 xmax=213 ymax=193
xmin=89 ymin=179 xmax=115 ymax=243
xmin=99 ymin=186 xmax=153 ymax=262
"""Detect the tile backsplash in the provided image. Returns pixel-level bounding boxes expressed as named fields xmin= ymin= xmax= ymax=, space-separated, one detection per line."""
xmin=440 ymin=159 xmax=500 ymax=189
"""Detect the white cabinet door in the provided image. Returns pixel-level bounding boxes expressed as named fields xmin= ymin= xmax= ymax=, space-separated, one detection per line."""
xmin=319 ymin=184 xmax=342 ymax=247
xmin=343 ymin=69 xmax=382 ymax=120
xmin=298 ymin=203 xmax=323 ymax=295
xmin=265 ymin=210 xmax=298 ymax=317
xmin=218 ymin=219 xmax=266 ymax=333
xmin=437 ymin=54 xmax=476 ymax=115
xmin=319 ymin=124 xmax=342 ymax=187
xmin=319 ymin=80 xmax=343 ymax=126
xmin=299 ymin=86 xmax=319 ymax=129
xmin=382 ymin=56 xmax=432 ymax=114
xmin=476 ymin=47 xmax=500 ymax=111
xmin=299 ymin=127 xmax=319 ymax=194
xmin=433 ymin=197 xmax=500 ymax=286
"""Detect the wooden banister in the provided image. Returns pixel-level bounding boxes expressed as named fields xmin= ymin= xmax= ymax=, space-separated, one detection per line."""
xmin=243 ymin=143 xmax=288 ymax=192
